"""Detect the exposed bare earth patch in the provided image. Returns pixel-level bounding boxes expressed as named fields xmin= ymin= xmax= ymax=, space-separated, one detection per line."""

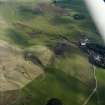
xmin=0 ymin=40 xmax=44 ymax=91
xmin=0 ymin=16 xmax=9 ymax=29
xmin=0 ymin=40 xmax=44 ymax=105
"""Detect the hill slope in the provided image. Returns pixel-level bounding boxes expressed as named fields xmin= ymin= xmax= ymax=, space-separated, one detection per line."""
xmin=0 ymin=0 xmax=104 ymax=105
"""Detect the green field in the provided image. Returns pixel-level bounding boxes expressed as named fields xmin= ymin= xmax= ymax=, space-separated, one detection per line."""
xmin=0 ymin=0 xmax=105 ymax=105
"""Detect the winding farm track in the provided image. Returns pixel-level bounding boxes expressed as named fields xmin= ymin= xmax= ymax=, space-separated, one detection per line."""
xmin=82 ymin=65 xmax=99 ymax=105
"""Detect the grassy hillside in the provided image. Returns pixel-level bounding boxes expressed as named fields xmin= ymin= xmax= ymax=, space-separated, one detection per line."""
xmin=18 ymin=68 xmax=96 ymax=105
xmin=0 ymin=0 xmax=104 ymax=105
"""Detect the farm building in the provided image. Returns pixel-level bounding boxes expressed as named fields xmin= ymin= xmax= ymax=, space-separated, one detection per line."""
xmin=80 ymin=39 xmax=105 ymax=68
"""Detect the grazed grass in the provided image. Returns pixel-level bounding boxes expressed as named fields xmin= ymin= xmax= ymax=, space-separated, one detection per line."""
xmin=17 ymin=68 xmax=96 ymax=105
xmin=0 ymin=0 xmax=104 ymax=105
